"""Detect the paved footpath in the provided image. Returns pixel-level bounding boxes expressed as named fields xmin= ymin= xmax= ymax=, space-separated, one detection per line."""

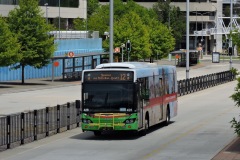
xmin=0 ymin=55 xmax=239 ymax=159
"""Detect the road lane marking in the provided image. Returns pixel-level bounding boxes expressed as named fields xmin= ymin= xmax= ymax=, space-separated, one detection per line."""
xmin=142 ymin=106 xmax=236 ymax=160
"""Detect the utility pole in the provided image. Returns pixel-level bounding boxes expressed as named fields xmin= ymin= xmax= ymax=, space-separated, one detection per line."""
xmin=58 ymin=0 xmax=60 ymax=39
xmin=121 ymin=43 xmax=125 ymax=62
xmin=109 ymin=0 xmax=114 ymax=63
xmin=230 ymin=0 xmax=233 ymax=69
xmin=45 ymin=3 xmax=48 ymax=24
xmin=186 ymin=0 xmax=190 ymax=79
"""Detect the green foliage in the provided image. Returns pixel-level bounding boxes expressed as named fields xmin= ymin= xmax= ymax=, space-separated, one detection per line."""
xmin=87 ymin=5 xmax=109 ymax=36
xmin=231 ymin=30 xmax=240 ymax=54
xmin=149 ymin=19 xmax=175 ymax=59
xmin=0 ymin=16 xmax=21 ymax=66
xmin=230 ymin=77 xmax=240 ymax=136
xmin=73 ymin=18 xmax=87 ymax=30
xmin=153 ymin=0 xmax=185 ymax=45
xmin=230 ymin=117 xmax=240 ymax=136
xmin=114 ymin=11 xmax=150 ymax=60
xmin=75 ymin=0 xmax=176 ymax=60
xmin=230 ymin=67 xmax=239 ymax=77
xmin=7 ymin=0 xmax=56 ymax=83
xmin=87 ymin=0 xmax=100 ymax=17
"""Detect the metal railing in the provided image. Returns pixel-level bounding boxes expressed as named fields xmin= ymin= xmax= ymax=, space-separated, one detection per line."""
xmin=0 ymin=101 xmax=81 ymax=151
xmin=178 ymin=70 xmax=235 ymax=96
xmin=0 ymin=70 xmax=235 ymax=151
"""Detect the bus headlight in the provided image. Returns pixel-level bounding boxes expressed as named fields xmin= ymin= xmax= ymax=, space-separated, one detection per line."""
xmin=82 ymin=119 xmax=93 ymax=124
xmin=124 ymin=118 xmax=136 ymax=124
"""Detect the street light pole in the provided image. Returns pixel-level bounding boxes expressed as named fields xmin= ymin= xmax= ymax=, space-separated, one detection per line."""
xmin=186 ymin=0 xmax=190 ymax=79
xmin=59 ymin=0 xmax=60 ymax=39
xmin=230 ymin=0 xmax=233 ymax=69
xmin=121 ymin=43 xmax=125 ymax=62
xmin=201 ymin=13 xmax=203 ymax=54
xmin=109 ymin=0 xmax=114 ymax=63
xmin=44 ymin=3 xmax=48 ymax=24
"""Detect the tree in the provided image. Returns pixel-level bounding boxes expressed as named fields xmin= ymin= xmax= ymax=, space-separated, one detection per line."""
xmin=87 ymin=0 xmax=100 ymax=17
xmin=231 ymin=30 xmax=240 ymax=54
xmin=73 ymin=18 xmax=87 ymax=30
xmin=153 ymin=0 xmax=185 ymax=48
xmin=114 ymin=12 xmax=150 ymax=61
xmin=87 ymin=4 xmax=109 ymax=36
xmin=8 ymin=0 xmax=55 ymax=84
xmin=77 ymin=0 xmax=175 ymax=60
xmin=230 ymin=75 xmax=240 ymax=136
xmin=0 ymin=16 xmax=21 ymax=66
xmin=149 ymin=19 xmax=175 ymax=59
xmin=73 ymin=0 xmax=99 ymax=31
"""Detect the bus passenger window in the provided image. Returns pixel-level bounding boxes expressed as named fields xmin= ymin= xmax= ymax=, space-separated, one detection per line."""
xmin=140 ymin=78 xmax=149 ymax=100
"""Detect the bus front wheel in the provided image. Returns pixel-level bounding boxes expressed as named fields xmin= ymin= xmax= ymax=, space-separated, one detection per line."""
xmin=140 ymin=119 xmax=149 ymax=136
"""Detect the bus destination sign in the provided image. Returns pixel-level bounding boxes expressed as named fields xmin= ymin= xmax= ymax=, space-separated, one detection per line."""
xmin=84 ymin=71 xmax=133 ymax=82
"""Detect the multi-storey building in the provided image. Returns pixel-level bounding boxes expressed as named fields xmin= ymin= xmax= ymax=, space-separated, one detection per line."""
xmin=100 ymin=0 xmax=237 ymax=54
xmin=0 ymin=0 xmax=87 ymax=30
xmin=0 ymin=0 xmax=237 ymax=54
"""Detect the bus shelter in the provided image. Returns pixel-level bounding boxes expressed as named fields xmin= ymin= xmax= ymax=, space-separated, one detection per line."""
xmin=170 ymin=50 xmax=199 ymax=67
xmin=51 ymin=52 xmax=109 ymax=81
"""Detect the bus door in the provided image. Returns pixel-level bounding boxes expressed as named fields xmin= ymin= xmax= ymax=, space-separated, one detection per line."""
xmin=138 ymin=78 xmax=148 ymax=129
xmin=159 ymin=77 xmax=164 ymax=120
xmin=137 ymin=92 xmax=143 ymax=129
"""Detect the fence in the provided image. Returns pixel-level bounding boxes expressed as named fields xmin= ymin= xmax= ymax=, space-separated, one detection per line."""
xmin=0 ymin=70 xmax=235 ymax=151
xmin=0 ymin=100 xmax=81 ymax=151
xmin=177 ymin=71 xmax=235 ymax=96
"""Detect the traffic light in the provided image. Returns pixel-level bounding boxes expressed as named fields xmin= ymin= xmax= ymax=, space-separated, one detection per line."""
xmin=126 ymin=40 xmax=131 ymax=52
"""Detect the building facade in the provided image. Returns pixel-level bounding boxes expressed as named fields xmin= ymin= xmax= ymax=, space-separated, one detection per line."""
xmin=0 ymin=0 xmax=87 ymax=30
xmin=100 ymin=0 xmax=237 ymax=54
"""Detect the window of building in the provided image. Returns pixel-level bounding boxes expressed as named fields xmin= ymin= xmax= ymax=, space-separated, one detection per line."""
xmin=39 ymin=0 xmax=79 ymax=8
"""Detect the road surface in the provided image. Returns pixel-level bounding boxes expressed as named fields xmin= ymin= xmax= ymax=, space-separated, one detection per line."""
xmin=0 ymin=81 xmax=238 ymax=160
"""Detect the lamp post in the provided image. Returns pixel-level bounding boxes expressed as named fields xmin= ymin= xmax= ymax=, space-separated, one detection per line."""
xmin=186 ymin=0 xmax=190 ymax=79
xmin=212 ymin=5 xmax=217 ymax=52
xmin=109 ymin=0 xmax=114 ymax=63
xmin=121 ymin=43 xmax=125 ymax=62
xmin=44 ymin=3 xmax=48 ymax=24
xmin=58 ymin=0 xmax=60 ymax=39
xmin=230 ymin=0 xmax=233 ymax=69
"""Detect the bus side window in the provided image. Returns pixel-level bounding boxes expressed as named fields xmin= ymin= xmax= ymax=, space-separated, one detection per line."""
xmin=140 ymin=78 xmax=149 ymax=100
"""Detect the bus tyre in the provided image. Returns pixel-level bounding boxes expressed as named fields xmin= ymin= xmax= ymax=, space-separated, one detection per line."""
xmin=164 ymin=109 xmax=170 ymax=126
xmin=139 ymin=119 xmax=148 ymax=136
xmin=94 ymin=131 xmax=101 ymax=136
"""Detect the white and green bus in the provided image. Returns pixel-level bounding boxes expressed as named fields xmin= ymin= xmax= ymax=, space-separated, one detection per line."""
xmin=81 ymin=62 xmax=178 ymax=136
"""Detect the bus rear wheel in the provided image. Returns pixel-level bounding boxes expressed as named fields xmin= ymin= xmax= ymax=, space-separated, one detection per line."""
xmin=94 ymin=131 xmax=101 ymax=136
xmin=164 ymin=108 xmax=170 ymax=126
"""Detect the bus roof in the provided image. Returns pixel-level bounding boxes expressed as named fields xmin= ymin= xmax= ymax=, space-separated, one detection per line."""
xmin=170 ymin=50 xmax=198 ymax=55
xmin=96 ymin=62 xmax=158 ymax=69
xmin=87 ymin=62 xmax=176 ymax=79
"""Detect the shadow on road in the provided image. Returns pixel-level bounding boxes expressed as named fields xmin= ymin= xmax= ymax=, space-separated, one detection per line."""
xmin=71 ymin=121 xmax=175 ymax=141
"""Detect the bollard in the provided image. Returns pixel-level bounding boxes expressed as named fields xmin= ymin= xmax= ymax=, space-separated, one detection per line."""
xmin=21 ymin=113 xmax=25 ymax=145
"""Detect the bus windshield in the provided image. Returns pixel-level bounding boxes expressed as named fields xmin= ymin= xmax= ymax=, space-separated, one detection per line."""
xmin=83 ymin=83 xmax=134 ymax=113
